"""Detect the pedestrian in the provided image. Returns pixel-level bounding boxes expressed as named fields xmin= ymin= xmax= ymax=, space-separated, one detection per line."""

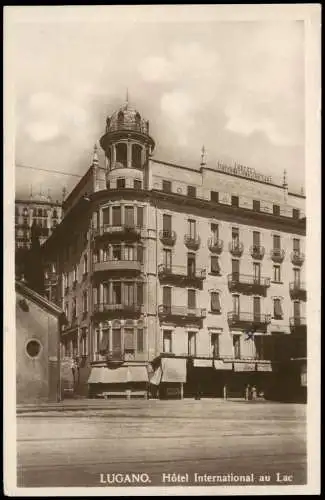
xmin=251 ymin=385 xmax=257 ymax=400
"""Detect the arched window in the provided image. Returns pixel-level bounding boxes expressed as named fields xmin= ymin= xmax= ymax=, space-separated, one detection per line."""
xmin=135 ymin=112 xmax=141 ymax=131
xmin=117 ymin=111 xmax=124 ymax=128
xmin=132 ymin=144 xmax=142 ymax=168
xmin=116 ymin=143 xmax=127 ymax=167
xmin=38 ymin=208 xmax=42 ymax=217
xmin=53 ymin=209 xmax=57 ymax=218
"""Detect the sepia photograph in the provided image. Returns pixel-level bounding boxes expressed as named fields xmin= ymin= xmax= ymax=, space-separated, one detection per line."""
xmin=4 ymin=4 xmax=321 ymax=496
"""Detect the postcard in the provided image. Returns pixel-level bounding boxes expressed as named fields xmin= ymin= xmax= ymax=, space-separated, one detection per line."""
xmin=4 ymin=4 xmax=321 ymax=496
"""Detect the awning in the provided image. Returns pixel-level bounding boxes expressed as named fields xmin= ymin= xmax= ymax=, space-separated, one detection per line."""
xmin=88 ymin=366 xmax=149 ymax=384
xmin=194 ymin=359 xmax=213 ymax=368
xmin=233 ymin=362 xmax=256 ymax=372
xmin=128 ymin=366 xmax=149 ymax=382
xmin=149 ymin=366 xmax=162 ymax=385
xmin=161 ymin=357 xmax=187 ymax=383
xmin=214 ymin=359 xmax=233 ymax=370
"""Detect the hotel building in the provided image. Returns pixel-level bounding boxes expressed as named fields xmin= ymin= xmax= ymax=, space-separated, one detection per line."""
xmin=43 ymin=100 xmax=306 ymax=401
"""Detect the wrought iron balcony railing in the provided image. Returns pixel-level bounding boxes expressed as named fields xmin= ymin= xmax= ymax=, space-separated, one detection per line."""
xmin=158 ymin=305 xmax=206 ymax=320
xmin=227 ymin=273 xmax=270 ymax=294
xmin=208 ymin=237 xmax=224 ymax=254
xmin=92 ymin=224 xmax=142 ymax=240
xmin=270 ymin=248 xmax=285 ymax=263
xmin=227 ymin=311 xmax=271 ymax=330
xmin=290 ymin=251 xmax=305 ymax=266
xmin=158 ymin=264 xmax=206 ymax=282
xmin=184 ymin=234 xmax=201 ymax=251
xmin=229 ymin=241 xmax=244 ymax=257
xmin=159 ymin=230 xmax=177 ymax=246
xmin=93 ymin=303 xmax=143 ymax=317
xmin=250 ymin=245 xmax=265 ymax=260
xmin=289 ymin=316 xmax=306 ymax=328
xmin=289 ymin=281 xmax=306 ymax=301
xmin=93 ymin=259 xmax=142 ymax=274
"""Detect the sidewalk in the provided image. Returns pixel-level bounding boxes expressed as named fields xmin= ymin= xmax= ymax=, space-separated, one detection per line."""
xmin=17 ymin=397 xmax=274 ymax=414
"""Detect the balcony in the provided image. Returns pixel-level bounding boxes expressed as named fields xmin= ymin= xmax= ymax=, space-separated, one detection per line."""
xmin=103 ymin=350 xmax=125 ymax=365
xmin=184 ymin=234 xmax=201 ymax=251
xmin=250 ymin=245 xmax=265 ymax=260
xmin=158 ymin=305 xmax=206 ymax=323
xmin=159 ymin=230 xmax=177 ymax=246
xmin=229 ymin=241 xmax=244 ymax=257
xmin=289 ymin=281 xmax=306 ymax=301
xmin=93 ymin=259 xmax=143 ymax=275
xmin=270 ymin=248 xmax=285 ymax=263
xmin=92 ymin=225 xmax=142 ymax=242
xmin=227 ymin=274 xmax=270 ymax=296
xmin=289 ymin=317 xmax=307 ymax=335
xmin=93 ymin=303 xmax=143 ymax=319
xmin=158 ymin=264 xmax=206 ymax=288
xmin=227 ymin=312 xmax=271 ymax=332
xmin=291 ymin=251 xmax=305 ymax=266
xmin=208 ymin=237 xmax=224 ymax=254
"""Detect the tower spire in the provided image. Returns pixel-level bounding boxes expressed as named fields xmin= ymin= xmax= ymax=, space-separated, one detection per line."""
xmin=200 ymin=145 xmax=207 ymax=167
xmin=282 ymin=169 xmax=288 ymax=188
xmin=92 ymin=143 xmax=99 ymax=165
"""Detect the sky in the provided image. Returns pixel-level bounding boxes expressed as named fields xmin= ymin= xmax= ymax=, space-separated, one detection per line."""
xmin=11 ymin=8 xmax=306 ymax=201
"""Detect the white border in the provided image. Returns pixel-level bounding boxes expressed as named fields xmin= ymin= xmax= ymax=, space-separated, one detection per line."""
xmin=4 ymin=4 xmax=321 ymax=496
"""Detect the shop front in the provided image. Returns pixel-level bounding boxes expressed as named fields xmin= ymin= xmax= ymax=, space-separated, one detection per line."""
xmin=87 ymin=364 xmax=149 ymax=398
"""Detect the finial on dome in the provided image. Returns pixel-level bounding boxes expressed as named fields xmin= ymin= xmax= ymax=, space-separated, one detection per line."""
xmin=126 ymin=88 xmax=129 ymax=105
xmin=30 ymin=185 xmax=33 ymax=199
xmin=200 ymin=145 xmax=207 ymax=167
xmin=62 ymin=186 xmax=67 ymax=202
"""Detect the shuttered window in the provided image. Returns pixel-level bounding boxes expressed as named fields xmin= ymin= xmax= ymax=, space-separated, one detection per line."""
xmin=273 ymin=299 xmax=283 ymax=319
xmin=188 ymin=289 xmax=196 ymax=309
xmin=211 ymin=292 xmax=221 ymax=313
xmin=137 ymin=206 xmax=144 ymax=227
xmin=125 ymin=206 xmax=134 ymax=227
xmin=112 ymin=328 xmax=122 ymax=351
xmin=99 ymin=329 xmax=109 ymax=352
xmin=137 ymin=329 xmax=144 ymax=352
xmin=137 ymin=283 xmax=144 ymax=306
xmin=102 ymin=208 xmax=110 ymax=225
xmin=124 ymin=329 xmax=134 ymax=351
xmin=211 ymin=255 xmax=220 ymax=274
xmin=112 ymin=206 xmax=121 ymax=226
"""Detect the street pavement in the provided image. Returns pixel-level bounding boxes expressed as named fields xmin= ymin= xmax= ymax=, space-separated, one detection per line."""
xmin=17 ymin=399 xmax=306 ymax=488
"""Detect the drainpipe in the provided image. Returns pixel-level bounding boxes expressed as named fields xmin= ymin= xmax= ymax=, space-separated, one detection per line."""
xmin=155 ymin=201 xmax=159 ymax=358
xmin=57 ymin=316 xmax=62 ymax=402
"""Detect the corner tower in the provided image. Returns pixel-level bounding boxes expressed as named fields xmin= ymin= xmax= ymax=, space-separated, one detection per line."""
xmin=99 ymin=98 xmax=155 ymax=190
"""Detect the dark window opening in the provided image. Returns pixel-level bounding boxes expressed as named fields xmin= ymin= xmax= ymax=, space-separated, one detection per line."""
xmin=187 ymin=185 xmax=196 ymax=198
xmin=273 ymin=204 xmax=280 ymax=216
xmin=116 ymin=178 xmax=125 ymax=189
xmin=253 ymin=200 xmax=260 ymax=211
xmin=293 ymin=208 xmax=300 ymax=219
xmin=162 ymin=180 xmax=172 ymax=193
xmin=132 ymin=144 xmax=142 ymax=168
xmin=116 ymin=143 xmax=127 ymax=167
xmin=211 ymin=191 xmax=219 ymax=203
xmin=26 ymin=340 xmax=41 ymax=358
xmin=231 ymin=196 xmax=239 ymax=207
xmin=134 ymin=179 xmax=142 ymax=190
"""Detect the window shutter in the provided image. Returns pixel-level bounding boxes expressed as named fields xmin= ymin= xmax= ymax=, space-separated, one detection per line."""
xmin=137 ymin=329 xmax=144 ymax=352
xmin=137 ymin=206 xmax=144 ymax=227
xmin=99 ymin=330 xmax=110 ymax=352
xmin=102 ymin=208 xmax=110 ymax=225
xmin=211 ymin=292 xmax=221 ymax=312
xmin=188 ymin=290 xmax=196 ymax=309
xmin=274 ymin=299 xmax=283 ymax=318
xmin=211 ymin=256 xmax=220 ymax=274
xmin=124 ymin=329 xmax=134 ymax=351
xmin=112 ymin=328 xmax=122 ymax=351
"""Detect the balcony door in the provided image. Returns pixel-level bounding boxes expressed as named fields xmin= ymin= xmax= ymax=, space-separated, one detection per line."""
xmin=163 ymin=287 xmax=172 ymax=312
xmin=163 ymin=214 xmax=172 ymax=235
xmin=188 ymin=219 xmax=196 ymax=239
xmin=112 ymin=327 xmax=122 ymax=355
xmin=232 ymin=259 xmax=240 ymax=281
xmin=233 ymin=295 xmax=240 ymax=318
xmin=293 ymin=238 xmax=300 ymax=253
xmin=124 ymin=283 xmax=135 ymax=307
xmin=293 ymin=301 xmax=300 ymax=323
xmin=211 ymin=223 xmax=219 ymax=242
xmin=273 ymin=234 xmax=281 ymax=250
xmin=187 ymin=254 xmax=196 ymax=277
xmin=253 ymin=231 xmax=260 ymax=248
xmin=125 ymin=206 xmax=134 ymax=228
xmin=253 ymin=262 xmax=261 ymax=284
xmin=293 ymin=268 xmax=301 ymax=287
xmin=253 ymin=296 xmax=261 ymax=322
xmin=232 ymin=227 xmax=239 ymax=246
xmin=163 ymin=248 xmax=172 ymax=271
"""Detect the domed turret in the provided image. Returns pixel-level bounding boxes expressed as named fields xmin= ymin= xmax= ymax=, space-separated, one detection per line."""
xmin=99 ymin=98 xmax=155 ymax=180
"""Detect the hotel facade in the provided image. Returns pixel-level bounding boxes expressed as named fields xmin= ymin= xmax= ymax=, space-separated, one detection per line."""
xmin=43 ymin=100 xmax=306 ymax=401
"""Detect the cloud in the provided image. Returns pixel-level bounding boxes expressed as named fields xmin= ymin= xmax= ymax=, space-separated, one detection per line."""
xmin=138 ymin=56 xmax=174 ymax=82
xmin=24 ymin=91 xmax=88 ymax=142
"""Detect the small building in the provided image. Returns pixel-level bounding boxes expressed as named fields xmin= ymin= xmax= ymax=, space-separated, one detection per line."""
xmin=16 ymin=280 xmax=66 ymax=404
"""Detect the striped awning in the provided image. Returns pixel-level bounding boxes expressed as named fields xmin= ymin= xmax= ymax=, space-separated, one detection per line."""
xmin=88 ymin=365 xmax=149 ymax=384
